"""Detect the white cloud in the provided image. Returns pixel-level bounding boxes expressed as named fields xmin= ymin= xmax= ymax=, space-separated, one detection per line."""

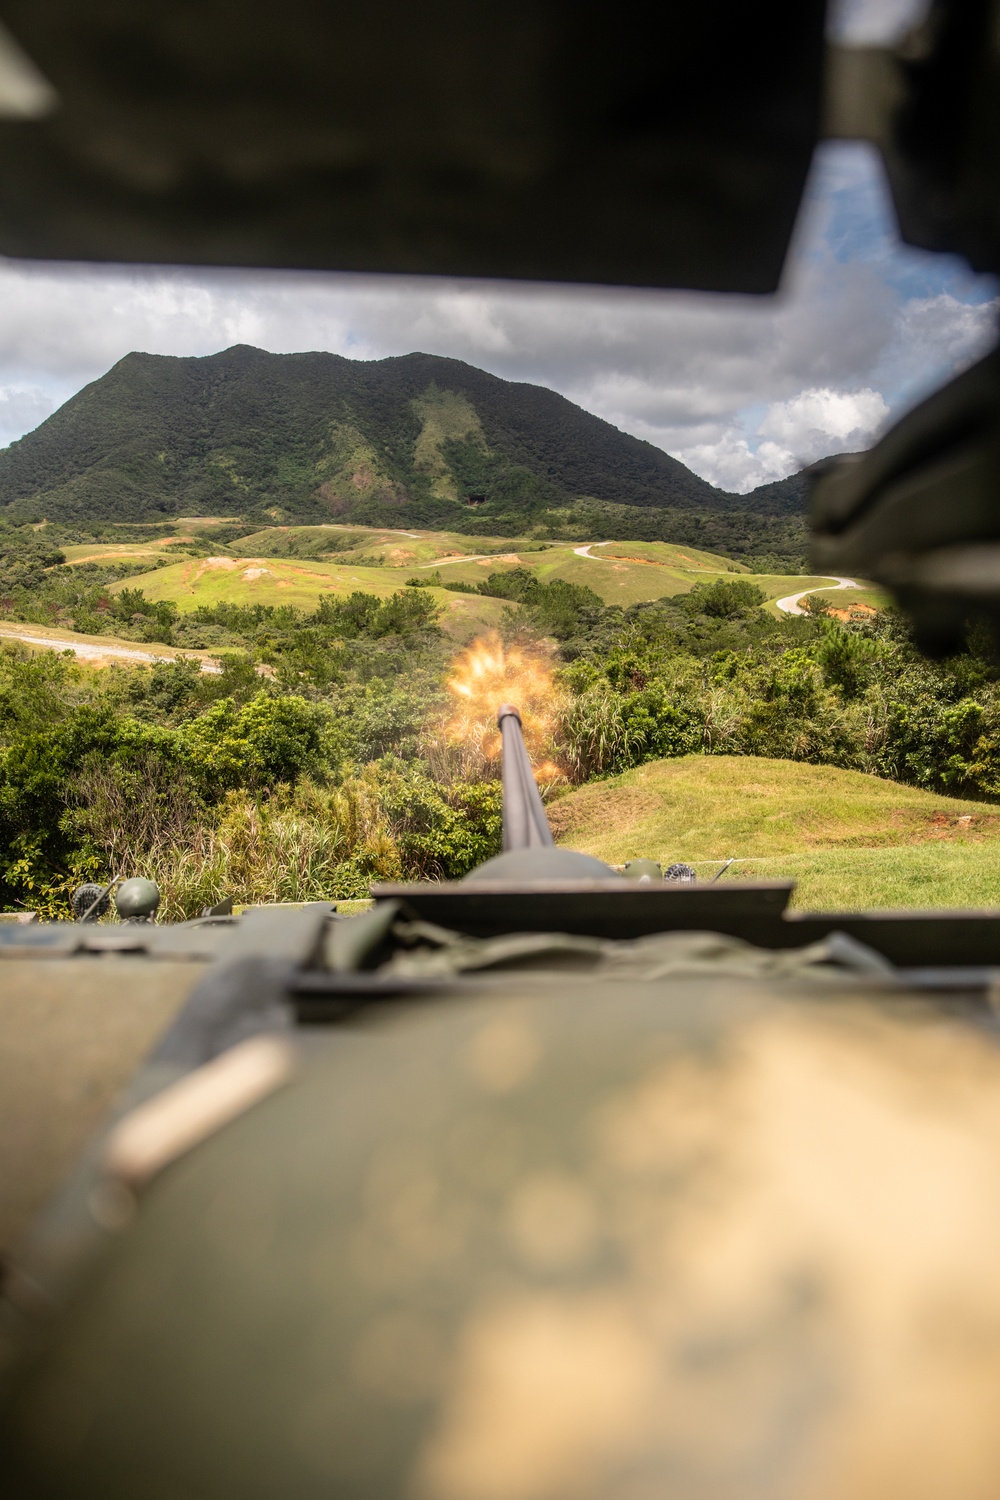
xmin=759 ymin=385 xmax=889 ymax=459
xmin=874 ymin=293 xmax=998 ymax=406
xmin=668 ymin=433 xmax=792 ymax=494
xmin=0 ymin=384 xmax=59 ymax=446
xmin=670 ymin=388 xmax=891 ymax=492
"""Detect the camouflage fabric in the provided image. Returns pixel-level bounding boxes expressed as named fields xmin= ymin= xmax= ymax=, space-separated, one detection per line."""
xmin=373 ymin=917 xmax=896 ymax=983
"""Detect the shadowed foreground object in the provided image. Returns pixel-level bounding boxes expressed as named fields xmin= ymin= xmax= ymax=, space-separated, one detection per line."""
xmin=0 ymin=1 xmax=824 ymax=290
xmin=810 ymin=0 xmax=1000 ymax=643
xmin=9 ymin=969 xmax=1000 ymax=1498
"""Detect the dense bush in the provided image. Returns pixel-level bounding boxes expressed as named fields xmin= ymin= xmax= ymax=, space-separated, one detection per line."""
xmin=554 ymin=603 xmax=1000 ymax=800
xmin=61 ymin=760 xmax=501 ymax=918
xmin=0 ymin=595 xmax=456 ymax=909
xmin=4 ymin=535 xmax=1000 ymax=916
xmin=444 ymin=567 xmax=604 ymax=640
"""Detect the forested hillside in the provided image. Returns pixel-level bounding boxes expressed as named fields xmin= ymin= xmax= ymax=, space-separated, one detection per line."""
xmin=2 ymin=568 xmax=997 ymax=919
xmin=0 ymin=346 xmax=810 ymax=557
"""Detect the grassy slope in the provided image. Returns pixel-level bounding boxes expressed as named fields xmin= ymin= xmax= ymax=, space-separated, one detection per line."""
xmin=762 ymin=583 xmax=892 ymax=619
xmin=234 ymin=526 xmax=525 ymax=566
xmin=425 ymin=540 xmax=834 ymax=607
xmin=106 ymin=524 xmax=840 ymax=612
xmin=437 ymin=543 xmax=741 ymax=606
xmin=115 ymin=554 xmax=508 ymax=641
xmin=806 ymin=585 xmax=891 ymax=613
xmin=63 ymin=522 xmax=887 ymax=672
xmin=547 ymin=756 xmax=1000 ymax=910
xmin=229 ymin=529 xmax=754 ymax=591
xmin=61 ymin=541 xmax=196 ymax=566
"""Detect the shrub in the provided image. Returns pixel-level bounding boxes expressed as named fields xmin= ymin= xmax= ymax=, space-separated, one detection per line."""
xmin=561 ymin=681 xmax=702 ymax=780
xmin=83 ymin=763 xmax=502 ymax=918
xmin=682 ymin=579 xmax=766 ymax=619
xmin=178 ymin=692 xmax=337 ymax=792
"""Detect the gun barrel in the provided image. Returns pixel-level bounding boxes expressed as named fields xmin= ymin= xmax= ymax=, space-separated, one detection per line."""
xmin=497 ymin=705 xmax=554 ymax=851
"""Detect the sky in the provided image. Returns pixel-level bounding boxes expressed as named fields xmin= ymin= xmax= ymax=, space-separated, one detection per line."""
xmin=0 ymin=0 xmax=995 ymax=495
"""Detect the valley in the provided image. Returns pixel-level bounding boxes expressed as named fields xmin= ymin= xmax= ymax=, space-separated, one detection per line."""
xmin=0 ymin=514 xmax=886 ymax=663
xmin=49 ymin=520 xmax=877 ymax=628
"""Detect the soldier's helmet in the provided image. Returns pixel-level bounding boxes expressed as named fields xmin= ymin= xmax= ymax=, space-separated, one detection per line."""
xmin=114 ymin=879 xmax=161 ymax=923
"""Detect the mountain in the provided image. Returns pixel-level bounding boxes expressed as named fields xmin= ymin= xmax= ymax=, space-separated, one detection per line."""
xmin=736 ymin=469 xmax=811 ymax=515
xmin=0 ymin=345 xmax=807 ymax=531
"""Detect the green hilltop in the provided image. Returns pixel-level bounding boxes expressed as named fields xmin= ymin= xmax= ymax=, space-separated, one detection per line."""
xmin=549 ymin=755 xmax=1000 ymax=910
xmin=0 ymin=346 xmax=807 ymax=559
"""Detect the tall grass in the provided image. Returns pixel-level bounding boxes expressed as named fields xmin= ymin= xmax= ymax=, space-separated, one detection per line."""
xmin=148 ymin=780 xmax=406 ymax=919
xmin=64 ymin=755 xmax=500 ymax=920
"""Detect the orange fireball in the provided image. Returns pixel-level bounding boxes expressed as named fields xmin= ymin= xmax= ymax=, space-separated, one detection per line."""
xmin=439 ymin=631 xmax=566 ymax=780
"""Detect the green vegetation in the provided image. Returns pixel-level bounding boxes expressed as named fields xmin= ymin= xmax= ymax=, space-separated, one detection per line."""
xmin=432 ymin=540 xmax=775 ymax=607
xmin=0 ymin=516 xmax=829 ymax=645
xmin=0 ymin=520 xmax=510 ymax=646
xmin=0 ymin=526 xmax=177 ymax=641
xmin=105 ymin=535 xmax=826 ymax=618
xmin=554 ymin=581 xmax=1000 ymax=799
xmin=0 ymin=640 xmax=502 ymax=920
xmin=2 ymin=358 xmax=989 ymax=917
xmin=740 ymin=847 xmax=1000 ymax=911
xmin=2 ymin=507 xmax=1000 ymax=919
xmin=547 ymin=755 xmax=1000 ymax=908
xmin=134 ymin=560 xmax=507 ymax=644
xmin=0 ymin=345 xmax=809 ymax=567
xmin=442 ymin=568 xmax=606 ymax=640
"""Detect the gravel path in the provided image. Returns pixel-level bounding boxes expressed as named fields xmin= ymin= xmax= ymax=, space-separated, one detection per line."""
xmin=572 ymin=543 xmax=611 ymax=559
xmin=774 ymin=577 xmax=860 ymax=615
xmin=0 ymin=626 xmax=222 ymax=672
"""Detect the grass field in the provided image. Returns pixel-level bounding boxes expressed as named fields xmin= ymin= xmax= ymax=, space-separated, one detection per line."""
xmin=762 ymin=583 xmax=892 ymax=619
xmin=94 ymin=522 xmax=854 ymax=616
xmin=410 ymin=540 xmax=839 ymax=609
xmin=428 ymin=538 xmax=757 ymax=606
xmin=61 ymin=540 xmax=195 ymax=566
xmin=237 ymin=526 xmax=533 ymax=569
xmin=806 ymin=585 xmax=891 ymax=615
xmin=547 ymin=755 xmax=1000 ymax=909
xmin=114 ymin=554 xmax=508 ymax=641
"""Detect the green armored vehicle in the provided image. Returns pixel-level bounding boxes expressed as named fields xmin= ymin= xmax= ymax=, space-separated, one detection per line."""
xmin=6 ymin=2 xmax=1000 ymax=1497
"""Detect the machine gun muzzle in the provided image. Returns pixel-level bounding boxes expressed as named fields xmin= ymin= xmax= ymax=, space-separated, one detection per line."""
xmin=497 ymin=704 xmax=554 ymax=851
